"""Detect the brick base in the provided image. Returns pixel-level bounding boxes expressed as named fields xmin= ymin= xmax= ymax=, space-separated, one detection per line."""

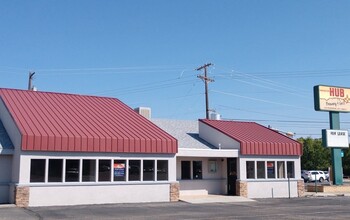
xmin=297 ymin=180 xmax=305 ymax=197
xmin=170 ymin=183 xmax=179 ymax=202
xmin=307 ymin=184 xmax=350 ymax=193
xmin=15 ymin=186 xmax=29 ymax=207
xmin=236 ymin=181 xmax=248 ymax=197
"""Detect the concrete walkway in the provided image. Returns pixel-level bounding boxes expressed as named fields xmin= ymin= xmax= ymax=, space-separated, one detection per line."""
xmin=180 ymin=195 xmax=255 ymax=204
xmin=304 ymin=191 xmax=350 ymax=197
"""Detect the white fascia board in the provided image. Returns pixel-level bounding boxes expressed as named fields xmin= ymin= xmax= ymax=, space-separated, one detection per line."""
xmin=177 ymin=148 xmax=239 ymax=157
xmin=0 ymin=148 xmax=14 ymax=155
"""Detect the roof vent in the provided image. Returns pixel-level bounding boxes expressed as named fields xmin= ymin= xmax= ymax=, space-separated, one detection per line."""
xmin=134 ymin=107 xmax=151 ymax=119
xmin=209 ymin=112 xmax=221 ymax=120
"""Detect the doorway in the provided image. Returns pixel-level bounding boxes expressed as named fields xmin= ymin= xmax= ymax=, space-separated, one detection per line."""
xmin=227 ymin=158 xmax=237 ymax=195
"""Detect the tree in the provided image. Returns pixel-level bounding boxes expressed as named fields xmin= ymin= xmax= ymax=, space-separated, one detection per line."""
xmin=298 ymin=137 xmax=331 ymax=170
xmin=342 ymin=147 xmax=350 ymax=176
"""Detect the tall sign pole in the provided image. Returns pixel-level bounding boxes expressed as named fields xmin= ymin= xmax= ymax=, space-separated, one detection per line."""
xmin=314 ymin=85 xmax=350 ymax=185
xmin=196 ymin=63 xmax=214 ymax=119
xmin=329 ymin=112 xmax=343 ymax=185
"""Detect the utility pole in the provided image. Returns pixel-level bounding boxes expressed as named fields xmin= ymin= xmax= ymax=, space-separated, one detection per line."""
xmin=28 ymin=72 xmax=35 ymax=90
xmin=196 ymin=63 xmax=214 ymax=119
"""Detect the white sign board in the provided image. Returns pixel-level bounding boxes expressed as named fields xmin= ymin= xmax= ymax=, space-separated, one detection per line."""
xmin=322 ymin=129 xmax=349 ymax=148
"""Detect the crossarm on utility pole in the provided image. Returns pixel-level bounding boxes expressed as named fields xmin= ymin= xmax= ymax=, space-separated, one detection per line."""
xmin=196 ymin=63 xmax=214 ymax=119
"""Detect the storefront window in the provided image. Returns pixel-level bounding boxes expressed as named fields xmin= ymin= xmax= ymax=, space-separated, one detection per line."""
xmin=30 ymin=159 xmax=46 ymax=182
xmin=193 ymin=161 xmax=202 ymax=179
xmin=143 ymin=160 xmax=155 ymax=181
xmin=48 ymin=159 xmax=63 ymax=182
xmin=257 ymin=161 xmax=265 ymax=179
xmin=65 ymin=159 xmax=80 ymax=182
xmin=267 ymin=161 xmax=275 ymax=179
xmin=129 ymin=160 xmax=141 ymax=181
xmin=157 ymin=160 xmax=168 ymax=181
xmin=98 ymin=160 xmax=111 ymax=182
xmin=82 ymin=159 xmax=96 ymax=182
xmin=181 ymin=161 xmax=191 ymax=179
xmin=29 ymin=157 xmax=171 ymax=183
xmin=113 ymin=160 xmax=126 ymax=181
xmin=246 ymin=161 xmax=255 ymax=179
xmin=287 ymin=161 xmax=295 ymax=178
xmin=277 ymin=161 xmax=285 ymax=178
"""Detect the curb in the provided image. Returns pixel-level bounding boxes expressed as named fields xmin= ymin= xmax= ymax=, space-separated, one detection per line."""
xmin=304 ymin=193 xmax=349 ymax=198
xmin=0 ymin=204 xmax=16 ymax=209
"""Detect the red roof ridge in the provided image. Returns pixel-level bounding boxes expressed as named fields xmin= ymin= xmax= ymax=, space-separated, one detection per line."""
xmin=0 ymin=88 xmax=118 ymax=101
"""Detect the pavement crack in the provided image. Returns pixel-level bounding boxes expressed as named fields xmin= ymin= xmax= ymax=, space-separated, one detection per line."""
xmin=23 ymin=208 xmax=43 ymax=220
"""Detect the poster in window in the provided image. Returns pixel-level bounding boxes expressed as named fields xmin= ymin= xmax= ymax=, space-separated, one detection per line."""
xmin=114 ymin=163 xmax=125 ymax=177
xmin=267 ymin=162 xmax=275 ymax=176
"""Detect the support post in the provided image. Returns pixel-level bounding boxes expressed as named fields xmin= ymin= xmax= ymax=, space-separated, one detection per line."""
xmin=329 ymin=112 xmax=343 ymax=185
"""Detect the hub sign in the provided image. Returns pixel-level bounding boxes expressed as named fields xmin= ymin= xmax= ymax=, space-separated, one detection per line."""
xmin=314 ymin=85 xmax=350 ymax=112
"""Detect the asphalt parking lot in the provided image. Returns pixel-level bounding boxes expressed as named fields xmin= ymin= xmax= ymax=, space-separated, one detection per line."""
xmin=1 ymin=196 xmax=350 ymax=220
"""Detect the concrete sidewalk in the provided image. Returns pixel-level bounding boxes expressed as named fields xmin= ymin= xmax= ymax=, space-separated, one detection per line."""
xmin=180 ymin=195 xmax=255 ymax=204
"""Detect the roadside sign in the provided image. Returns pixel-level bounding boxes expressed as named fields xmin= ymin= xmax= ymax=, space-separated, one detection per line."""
xmin=322 ymin=129 xmax=349 ymax=148
xmin=314 ymin=85 xmax=350 ymax=112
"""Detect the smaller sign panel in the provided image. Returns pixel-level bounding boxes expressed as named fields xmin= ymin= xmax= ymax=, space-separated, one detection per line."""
xmin=314 ymin=85 xmax=350 ymax=112
xmin=114 ymin=163 xmax=126 ymax=177
xmin=322 ymin=129 xmax=349 ymax=148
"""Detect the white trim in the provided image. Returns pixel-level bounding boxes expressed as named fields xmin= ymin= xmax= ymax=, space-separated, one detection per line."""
xmin=178 ymin=148 xmax=239 ymax=157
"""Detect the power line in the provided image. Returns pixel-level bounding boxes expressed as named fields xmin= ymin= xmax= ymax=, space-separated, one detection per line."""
xmin=211 ymin=89 xmax=310 ymax=110
xmin=221 ymin=118 xmax=350 ymax=124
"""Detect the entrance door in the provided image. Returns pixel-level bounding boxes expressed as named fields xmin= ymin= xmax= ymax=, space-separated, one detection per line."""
xmin=227 ymin=158 xmax=237 ymax=195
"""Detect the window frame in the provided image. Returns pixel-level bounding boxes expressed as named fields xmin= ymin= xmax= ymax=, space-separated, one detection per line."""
xmin=257 ymin=161 xmax=266 ymax=179
xmin=30 ymin=159 xmax=46 ymax=183
xmin=157 ymin=160 xmax=168 ymax=181
xmin=246 ymin=161 xmax=255 ymax=179
xmin=48 ymin=159 xmax=63 ymax=182
xmin=277 ymin=161 xmax=285 ymax=179
xmin=287 ymin=161 xmax=295 ymax=178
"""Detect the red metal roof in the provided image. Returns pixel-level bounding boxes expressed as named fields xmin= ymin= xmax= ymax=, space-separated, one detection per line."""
xmin=199 ymin=119 xmax=302 ymax=156
xmin=0 ymin=88 xmax=177 ymax=154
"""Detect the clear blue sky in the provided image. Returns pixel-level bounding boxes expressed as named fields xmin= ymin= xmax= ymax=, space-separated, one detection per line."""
xmin=1 ymin=0 xmax=350 ymax=138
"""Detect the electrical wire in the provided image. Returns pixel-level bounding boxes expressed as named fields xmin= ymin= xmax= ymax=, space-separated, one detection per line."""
xmin=211 ymin=89 xmax=310 ymax=110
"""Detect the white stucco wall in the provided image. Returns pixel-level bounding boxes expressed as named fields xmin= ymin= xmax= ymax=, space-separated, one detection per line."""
xmin=198 ymin=121 xmax=240 ymax=149
xmin=0 ymin=98 xmax=22 ymax=191
xmin=247 ymin=180 xmax=298 ymax=198
xmin=0 ymin=155 xmax=12 ymax=203
xmin=0 ymin=99 xmax=22 ymax=148
xmin=29 ymin=183 xmax=170 ymax=206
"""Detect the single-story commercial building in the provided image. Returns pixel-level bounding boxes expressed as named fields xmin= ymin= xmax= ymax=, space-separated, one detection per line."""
xmin=0 ymin=88 xmax=178 ymax=207
xmin=152 ymin=118 xmax=304 ymax=199
xmin=0 ymin=88 xmax=304 ymax=207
